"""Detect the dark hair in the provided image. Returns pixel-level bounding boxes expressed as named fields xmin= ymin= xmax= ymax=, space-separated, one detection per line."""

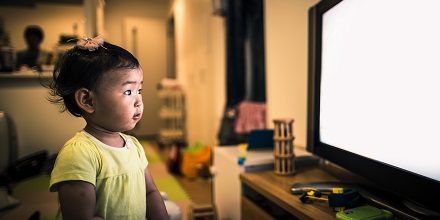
xmin=24 ymin=25 xmax=44 ymax=40
xmin=47 ymin=42 xmax=140 ymax=117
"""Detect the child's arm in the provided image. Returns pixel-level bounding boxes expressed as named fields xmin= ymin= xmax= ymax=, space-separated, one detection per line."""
xmin=58 ymin=180 xmax=104 ymax=220
xmin=145 ymin=168 xmax=168 ymax=219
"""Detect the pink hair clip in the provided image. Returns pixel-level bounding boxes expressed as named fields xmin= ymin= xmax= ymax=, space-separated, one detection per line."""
xmin=68 ymin=36 xmax=107 ymax=51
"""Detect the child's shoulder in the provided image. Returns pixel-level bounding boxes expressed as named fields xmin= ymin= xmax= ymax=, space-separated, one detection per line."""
xmin=67 ymin=131 xmax=96 ymax=143
xmin=61 ymin=131 xmax=101 ymax=151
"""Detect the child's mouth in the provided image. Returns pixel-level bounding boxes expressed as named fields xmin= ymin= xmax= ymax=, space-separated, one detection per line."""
xmin=133 ymin=113 xmax=141 ymax=120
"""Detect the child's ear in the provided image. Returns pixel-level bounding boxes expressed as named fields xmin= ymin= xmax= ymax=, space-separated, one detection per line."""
xmin=75 ymin=88 xmax=94 ymax=113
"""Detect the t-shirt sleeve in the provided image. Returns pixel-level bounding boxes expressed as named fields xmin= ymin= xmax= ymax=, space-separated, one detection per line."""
xmin=49 ymin=140 xmax=100 ymax=192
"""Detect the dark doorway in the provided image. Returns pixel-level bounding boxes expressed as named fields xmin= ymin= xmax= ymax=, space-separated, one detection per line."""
xmin=218 ymin=0 xmax=266 ymax=145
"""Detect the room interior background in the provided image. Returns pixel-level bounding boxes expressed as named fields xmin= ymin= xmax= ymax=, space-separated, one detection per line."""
xmin=0 ymin=0 xmax=318 ymax=158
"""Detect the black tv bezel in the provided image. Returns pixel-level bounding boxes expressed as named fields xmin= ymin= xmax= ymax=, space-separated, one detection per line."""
xmin=306 ymin=0 xmax=440 ymax=217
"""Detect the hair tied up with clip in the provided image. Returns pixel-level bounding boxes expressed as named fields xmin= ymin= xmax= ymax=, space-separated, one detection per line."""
xmin=68 ymin=36 xmax=107 ymax=51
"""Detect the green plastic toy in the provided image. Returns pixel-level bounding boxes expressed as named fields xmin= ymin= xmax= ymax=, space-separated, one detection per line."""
xmin=336 ymin=205 xmax=393 ymax=220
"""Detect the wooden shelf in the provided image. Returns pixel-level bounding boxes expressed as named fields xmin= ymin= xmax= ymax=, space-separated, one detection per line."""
xmin=0 ymin=71 xmax=52 ymax=79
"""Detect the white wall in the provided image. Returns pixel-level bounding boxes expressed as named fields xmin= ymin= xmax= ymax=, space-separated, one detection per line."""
xmin=171 ymin=0 xmax=226 ymax=146
xmin=0 ymin=79 xmax=85 ymax=157
xmin=265 ymin=0 xmax=319 ymax=148
xmin=104 ymin=0 xmax=170 ymax=45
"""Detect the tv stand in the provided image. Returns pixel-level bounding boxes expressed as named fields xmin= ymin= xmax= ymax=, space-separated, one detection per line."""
xmin=239 ymin=162 xmax=431 ymax=220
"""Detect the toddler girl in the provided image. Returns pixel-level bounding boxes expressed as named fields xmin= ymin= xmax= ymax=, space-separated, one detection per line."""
xmin=47 ymin=37 xmax=168 ymax=220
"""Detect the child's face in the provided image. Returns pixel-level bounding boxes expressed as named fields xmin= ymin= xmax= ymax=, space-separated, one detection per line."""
xmin=90 ymin=67 xmax=144 ymax=132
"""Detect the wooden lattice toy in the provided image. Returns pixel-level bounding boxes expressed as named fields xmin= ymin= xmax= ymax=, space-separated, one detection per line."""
xmin=273 ymin=118 xmax=295 ymax=175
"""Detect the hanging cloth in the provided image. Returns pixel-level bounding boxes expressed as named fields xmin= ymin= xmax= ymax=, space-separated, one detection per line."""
xmin=234 ymin=101 xmax=266 ymax=134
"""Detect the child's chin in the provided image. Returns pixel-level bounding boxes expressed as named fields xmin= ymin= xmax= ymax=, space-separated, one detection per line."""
xmin=125 ymin=124 xmax=138 ymax=131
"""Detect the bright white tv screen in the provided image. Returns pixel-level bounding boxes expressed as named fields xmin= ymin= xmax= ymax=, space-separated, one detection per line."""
xmin=319 ymin=0 xmax=440 ymax=182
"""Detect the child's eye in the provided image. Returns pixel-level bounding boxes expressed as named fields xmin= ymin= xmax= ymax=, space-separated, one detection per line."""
xmin=138 ymin=89 xmax=142 ymax=94
xmin=124 ymin=90 xmax=132 ymax=95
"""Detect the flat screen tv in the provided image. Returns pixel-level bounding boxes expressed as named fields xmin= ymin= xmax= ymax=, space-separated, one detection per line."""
xmin=306 ymin=0 xmax=440 ymax=219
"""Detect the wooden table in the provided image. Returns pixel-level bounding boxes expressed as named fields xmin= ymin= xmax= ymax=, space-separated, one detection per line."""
xmin=240 ymin=164 xmax=343 ymax=220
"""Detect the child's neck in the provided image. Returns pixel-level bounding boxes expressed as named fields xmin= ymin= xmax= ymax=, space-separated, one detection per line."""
xmin=84 ymin=124 xmax=125 ymax=148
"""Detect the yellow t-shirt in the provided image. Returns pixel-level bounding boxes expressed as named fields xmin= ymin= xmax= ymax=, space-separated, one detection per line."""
xmin=49 ymin=131 xmax=148 ymax=220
